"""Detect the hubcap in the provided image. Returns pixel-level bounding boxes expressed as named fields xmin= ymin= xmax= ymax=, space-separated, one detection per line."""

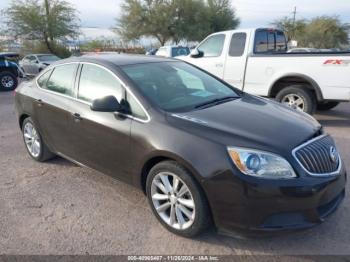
xmin=1 ymin=75 xmax=14 ymax=88
xmin=23 ymin=122 xmax=41 ymax=158
xmin=151 ymin=172 xmax=195 ymax=230
xmin=281 ymin=94 xmax=305 ymax=111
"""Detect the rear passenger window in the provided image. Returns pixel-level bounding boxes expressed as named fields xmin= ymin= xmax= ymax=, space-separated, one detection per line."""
xmin=78 ymin=64 xmax=123 ymax=103
xmin=46 ymin=64 xmax=77 ymax=96
xmin=37 ymin=70 xmax=52 ymax=88
xmin=229 ymin=33 xmax=246 ymax=56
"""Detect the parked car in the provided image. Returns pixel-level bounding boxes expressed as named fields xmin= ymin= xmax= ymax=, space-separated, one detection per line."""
xmin=155 ymin=46 xmax=190 ymax=58
xmin=287 ymin=48 xmax=319 ymax=53
xmin=0 ymin=52 xmax=23 ymax=91
xmin=15 ymin=54 xmax=346 ymax=237
xmin=19 ymin=54 xmax=60 ymax=76
xmin=145 ymin=48 xmax=158 ymax=55
xmin=179 ymin=28 xmax=350 ymax=114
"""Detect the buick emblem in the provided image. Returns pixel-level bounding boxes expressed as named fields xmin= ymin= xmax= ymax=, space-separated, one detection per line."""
xmin=329 ymin=146 xmax=338 ymax=163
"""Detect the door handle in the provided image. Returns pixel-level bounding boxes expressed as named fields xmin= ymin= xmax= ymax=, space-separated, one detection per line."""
xmin=72 ymin=113 xmax=83 ymax=122
xmin=215 ymin=63 xmax=223 ymax=67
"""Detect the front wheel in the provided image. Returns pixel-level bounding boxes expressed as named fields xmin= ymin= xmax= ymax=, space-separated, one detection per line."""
xmin=146 ymin=161 xmax=211 ymax=237
xmin=0 ymin=71 xmax=18 ymax=91
xmin=275 ymin=85 xmax=316 ymax=115
xmin=317 ymin=101 xmax=340 ymax=111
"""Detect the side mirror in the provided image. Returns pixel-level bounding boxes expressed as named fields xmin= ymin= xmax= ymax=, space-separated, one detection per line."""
xmin=190 ymin=49 xmax=203 ymax=58
xmin=35 ymin=60 xmax=39 ymax=64
xmin=90 ymin=96 xmax=121 ymax=112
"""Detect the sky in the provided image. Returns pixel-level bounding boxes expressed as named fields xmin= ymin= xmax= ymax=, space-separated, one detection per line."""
xmin=0 ymin=0 xmax=350 ymax=29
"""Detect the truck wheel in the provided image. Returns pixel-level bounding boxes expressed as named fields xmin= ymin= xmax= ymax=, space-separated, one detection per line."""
xmin=276 ymin=85 xmax=316 ymax=115
xmin=0 ymin=71 xmax=18 ymax=91
xmin=317 ymin=101 xmax=340 ymax=111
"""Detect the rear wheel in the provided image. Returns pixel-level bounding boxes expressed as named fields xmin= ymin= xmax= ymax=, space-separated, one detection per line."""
xmin=22 ymin=117 xmax=55 ymax=162
xmin=146 ymin=161 xmax=211 ymax=237
xmin=317 ymin=101 xmax=340 ymax=111
xmin=0 ymin=71 xmax=17 ymax=91
xmin=276 ymin=85 xmax=316 ymax=114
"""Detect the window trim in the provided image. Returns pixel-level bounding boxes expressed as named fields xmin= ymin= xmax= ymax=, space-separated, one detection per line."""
xmin=197 ymin=33 xmax=226 ymax=58
xmin=35 ymin=62 xmax=151 ymax=123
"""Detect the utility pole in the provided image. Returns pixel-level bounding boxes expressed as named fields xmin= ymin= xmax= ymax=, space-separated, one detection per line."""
xmin=292 ymin=6 xmax=297 ymax=39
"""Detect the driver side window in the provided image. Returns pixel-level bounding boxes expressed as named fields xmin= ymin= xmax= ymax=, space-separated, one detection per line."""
xmin=197 ymin=34 xmax=225 ymax=57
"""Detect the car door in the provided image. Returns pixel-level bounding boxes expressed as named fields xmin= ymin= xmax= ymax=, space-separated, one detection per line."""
xmin=20 ymin=56 xmax=32 ymax=74
xmin=68 ymin=63 xmax=133 ymax=182
xmin=223 ymin=32 xmax=249 ymax=89
xmin=27 ymin=56 xmax=38 ymax=75
xmin=33 ymin=63 xmax=79 ymax=156
xmin=191 ymin=34 xmax=227 ymax=78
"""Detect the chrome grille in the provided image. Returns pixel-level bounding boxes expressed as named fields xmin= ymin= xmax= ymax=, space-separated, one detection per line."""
xmin=293 ymin=135 xmax=340 ymax=175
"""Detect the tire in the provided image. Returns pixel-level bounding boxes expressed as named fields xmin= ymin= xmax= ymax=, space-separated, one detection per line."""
xmin=146 ymin=161 xmax=211 ymax=237
xmin=317 ymin=101 xmax=340 ymax=111
xmin=0 ymin=71 xmax=18 ymax=91
xmin=22 ymin=117 xmax=55 ymax=162
xmin=275 ymin=85 xmax=316 ymax=115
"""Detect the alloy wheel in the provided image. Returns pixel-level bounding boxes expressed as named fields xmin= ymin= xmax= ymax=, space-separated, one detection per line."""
xmin=151 ymin=172 xmax=195 ymax=230
xmin=281 ymin=94 xmax=305 ymax=111
xmin=1 ymin=75 xmax=15 ymax=88
xmin=23 ymin=122 xmax=41 ymax=158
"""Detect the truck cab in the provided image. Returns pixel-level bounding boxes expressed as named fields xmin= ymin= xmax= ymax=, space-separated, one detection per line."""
xmin=180 ymin=28 xmax=350 ymax=114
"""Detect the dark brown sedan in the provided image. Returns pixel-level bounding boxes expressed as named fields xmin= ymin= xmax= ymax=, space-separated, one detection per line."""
xmin=14 ymin=54 xmax=346 ymax=237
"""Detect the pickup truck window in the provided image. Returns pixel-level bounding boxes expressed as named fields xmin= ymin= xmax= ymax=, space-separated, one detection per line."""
xmin=276 ymin=31 xmax=287 ymax=51
xmin=229 ymin=33 xmax=246 ymax=57
xmin=254 ymin=30 xmax=287 ymax=53
xmin=198 ymin=34 xmax=225 ymax=57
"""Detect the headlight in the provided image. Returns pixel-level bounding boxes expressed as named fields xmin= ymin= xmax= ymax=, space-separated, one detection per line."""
xmin=227 ymin=147 xmax=296 ymax=179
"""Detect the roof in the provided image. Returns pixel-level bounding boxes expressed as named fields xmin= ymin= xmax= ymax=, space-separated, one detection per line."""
xmin=59 ymin=53 xmax=177 ymax=66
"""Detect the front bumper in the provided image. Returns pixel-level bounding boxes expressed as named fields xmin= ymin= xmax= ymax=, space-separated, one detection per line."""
xmin=203 ymin=164 xmax=346 ymax=237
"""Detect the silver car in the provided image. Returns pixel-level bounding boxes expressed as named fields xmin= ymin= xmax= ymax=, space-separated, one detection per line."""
xmin=19 ymin=54 xmax=60 ymax=76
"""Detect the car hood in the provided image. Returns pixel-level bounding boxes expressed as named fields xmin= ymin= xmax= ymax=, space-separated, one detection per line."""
xmin=167 ymin=94 xmax=321 ymax=154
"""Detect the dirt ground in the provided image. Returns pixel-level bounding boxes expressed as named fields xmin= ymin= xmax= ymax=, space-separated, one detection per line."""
xmin=0 ymin=91 xmax=349 ymax=255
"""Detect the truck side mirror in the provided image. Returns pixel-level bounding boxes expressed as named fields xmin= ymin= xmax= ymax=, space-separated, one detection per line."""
xmin=190 ymin=49 xmax=203 ymax=58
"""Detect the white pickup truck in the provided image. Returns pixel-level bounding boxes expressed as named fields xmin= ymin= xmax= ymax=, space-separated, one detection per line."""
xmin=179 ymin=28 xmax=350 ymax=114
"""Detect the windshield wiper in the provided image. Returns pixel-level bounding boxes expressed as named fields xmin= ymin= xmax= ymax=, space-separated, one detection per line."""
xmin=194 ymin=96 xmax=238 ymax=109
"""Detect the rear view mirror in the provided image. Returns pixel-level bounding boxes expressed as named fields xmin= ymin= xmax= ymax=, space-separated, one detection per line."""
xmin=90 ymin=96 xmax=121 ymax=112
xmin=190 ymin=49 xmax=203 ymax=58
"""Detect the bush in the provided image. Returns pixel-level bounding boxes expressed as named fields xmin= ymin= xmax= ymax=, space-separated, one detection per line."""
xmin=20 ymin=40 xmax=72 ymax=58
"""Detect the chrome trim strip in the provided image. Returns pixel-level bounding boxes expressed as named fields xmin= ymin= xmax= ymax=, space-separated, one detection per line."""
xmin=35 ymin=61 xmax=151 ymax=123
xmin=292 ymin=134 xmax=342 ymax=177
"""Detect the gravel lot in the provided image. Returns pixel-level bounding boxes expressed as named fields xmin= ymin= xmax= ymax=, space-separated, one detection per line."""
xmin=0 ymin=91 xmax=349 ymax=255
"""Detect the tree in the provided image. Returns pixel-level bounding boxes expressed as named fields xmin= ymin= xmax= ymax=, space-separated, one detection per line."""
xmin=117 ymin=0 xmax=240 ymax=45
xmin=302 ymin=16 xmax=349 ymax=48
xmin=2 ymin=0 xmax=79 ymax=55
xmin=272 ymin=15 xmax=349 ymax=48
xmin=271 ymin=16 xmax=307 ymax=42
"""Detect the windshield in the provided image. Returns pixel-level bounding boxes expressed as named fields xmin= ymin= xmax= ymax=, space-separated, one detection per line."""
xmin=121 ymin=61 xmax=239 ymax=112
xmin=37 ymin=55 xmax=59 ymax=62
